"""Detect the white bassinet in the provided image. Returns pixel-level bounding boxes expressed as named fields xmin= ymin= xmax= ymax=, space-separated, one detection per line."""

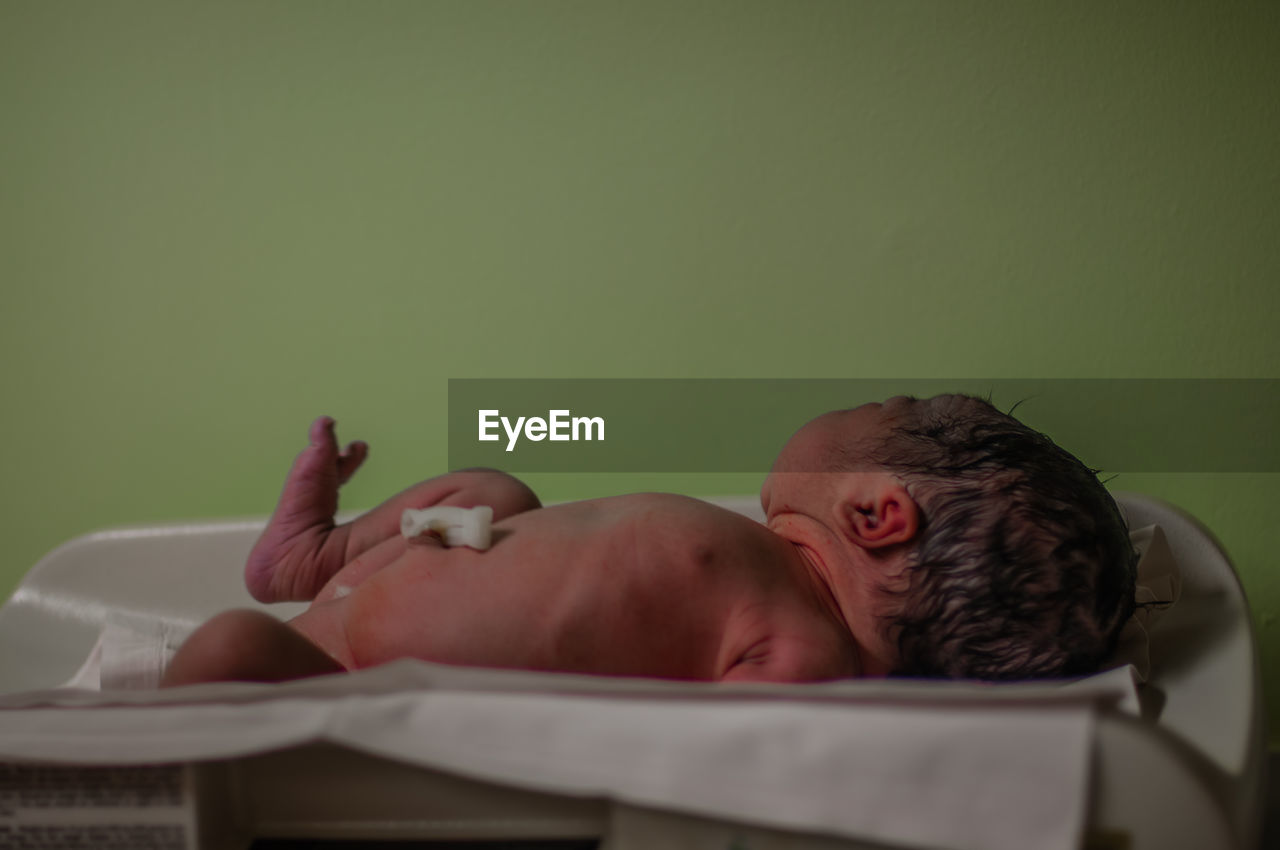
xmin=0 ymin=493 xmax=1266 ymax=850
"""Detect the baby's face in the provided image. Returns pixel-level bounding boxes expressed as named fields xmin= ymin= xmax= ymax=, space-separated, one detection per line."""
xmin=761 ymin=397 xmax=915 ymax=519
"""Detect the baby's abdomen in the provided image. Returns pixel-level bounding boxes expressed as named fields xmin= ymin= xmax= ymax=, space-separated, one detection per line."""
xmin=311 ymin=535 xmax=412 ymax=606
xmin=330 ymin=536 xmax=734 ymax=679
xmin=334 ymin=543 xmax=570 ymax=671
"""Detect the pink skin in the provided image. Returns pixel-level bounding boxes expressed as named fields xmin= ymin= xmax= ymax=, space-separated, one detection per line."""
xmin=244 ymin=417 xmax=369 ymax=603
xmin=166 ymin=408 xmax=923 ymax=686
xmin=762 ymin=398 xmax=923 ymax=675
xmin=244 ymin=418 xmax=542 ymax=605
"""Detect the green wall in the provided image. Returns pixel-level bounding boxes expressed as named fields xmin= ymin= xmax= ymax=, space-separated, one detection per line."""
xmin=3 ymin=2 xmax=1277 ymax=734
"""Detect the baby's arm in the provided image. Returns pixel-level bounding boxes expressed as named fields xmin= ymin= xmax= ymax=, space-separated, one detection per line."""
xmin=720 ymin=633 xmax=862 ymax=683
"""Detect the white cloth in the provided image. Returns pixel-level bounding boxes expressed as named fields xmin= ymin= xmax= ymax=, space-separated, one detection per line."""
xmin=0 ymin=660 xmax=1133 ymax=850
xmin=60 ymin=613 xmax=195 ymax=690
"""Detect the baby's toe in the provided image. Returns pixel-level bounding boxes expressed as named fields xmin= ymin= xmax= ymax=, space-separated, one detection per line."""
xmin=308 ymin=416 xmax=338 ymax=449
xmin=337 ymin=441 xmax=368 ymax=484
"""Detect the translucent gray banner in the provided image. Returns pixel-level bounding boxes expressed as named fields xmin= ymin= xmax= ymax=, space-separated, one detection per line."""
xmin=448 ymin=379 xmax=1279 ymax=473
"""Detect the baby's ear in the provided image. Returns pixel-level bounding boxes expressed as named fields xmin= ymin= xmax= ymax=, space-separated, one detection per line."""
xmin=838 ymin=475 xmax=919 ymax=549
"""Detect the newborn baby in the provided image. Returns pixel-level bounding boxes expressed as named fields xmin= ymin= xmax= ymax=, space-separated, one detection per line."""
xmin=162 ymin=394 xmax=1138 ymax=686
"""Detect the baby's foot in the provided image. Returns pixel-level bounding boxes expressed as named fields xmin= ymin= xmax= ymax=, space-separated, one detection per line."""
xmin=245 ymin=417 xmax=369 ymax=602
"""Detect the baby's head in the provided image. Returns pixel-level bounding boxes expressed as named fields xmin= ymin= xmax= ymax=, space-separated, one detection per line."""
xmin=764 ymin=394 xmax=1138 ymax=680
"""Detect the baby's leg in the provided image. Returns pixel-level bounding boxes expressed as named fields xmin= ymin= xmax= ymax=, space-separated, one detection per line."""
xmin=245 ymin=417 xmax=541 ymax=603
xmin=160 ymin=610 xmax=345 ymax=686
xmin=244 ymin=417 xmax=369 ymax=603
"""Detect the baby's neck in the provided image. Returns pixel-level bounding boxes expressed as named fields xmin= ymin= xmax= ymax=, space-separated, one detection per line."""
xmin=784 ymin=540 xmax=847 ymax=627
xmin=784 ymin=538 xmax=899 ymax=677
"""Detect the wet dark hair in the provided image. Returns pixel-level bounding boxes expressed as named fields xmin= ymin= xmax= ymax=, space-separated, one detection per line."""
xmin=863 ymin=394 xmax=1138 ymax=680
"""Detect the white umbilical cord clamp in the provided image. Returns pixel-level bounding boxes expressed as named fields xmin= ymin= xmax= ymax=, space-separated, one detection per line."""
xmin=401 ymin=505 xmax=494 ymax=550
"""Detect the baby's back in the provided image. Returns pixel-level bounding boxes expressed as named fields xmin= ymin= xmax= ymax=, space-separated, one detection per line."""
xmin=295 ymin=494 xmax=860 ymax=681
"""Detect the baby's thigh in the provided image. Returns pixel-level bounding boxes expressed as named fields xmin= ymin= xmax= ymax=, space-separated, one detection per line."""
xmin=165 ymin=609 xmax=345 ymax=685
xmin=408 ymin=468 xmax=541 ymax=520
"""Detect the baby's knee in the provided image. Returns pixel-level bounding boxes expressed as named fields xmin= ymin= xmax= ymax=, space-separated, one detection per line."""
xmin=451 ymin=468 xmax=541 ymax=516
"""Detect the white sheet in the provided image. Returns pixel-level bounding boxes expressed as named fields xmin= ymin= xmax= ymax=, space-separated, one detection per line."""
xmin=0 ymin=660 xmax=1135 ymax=850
